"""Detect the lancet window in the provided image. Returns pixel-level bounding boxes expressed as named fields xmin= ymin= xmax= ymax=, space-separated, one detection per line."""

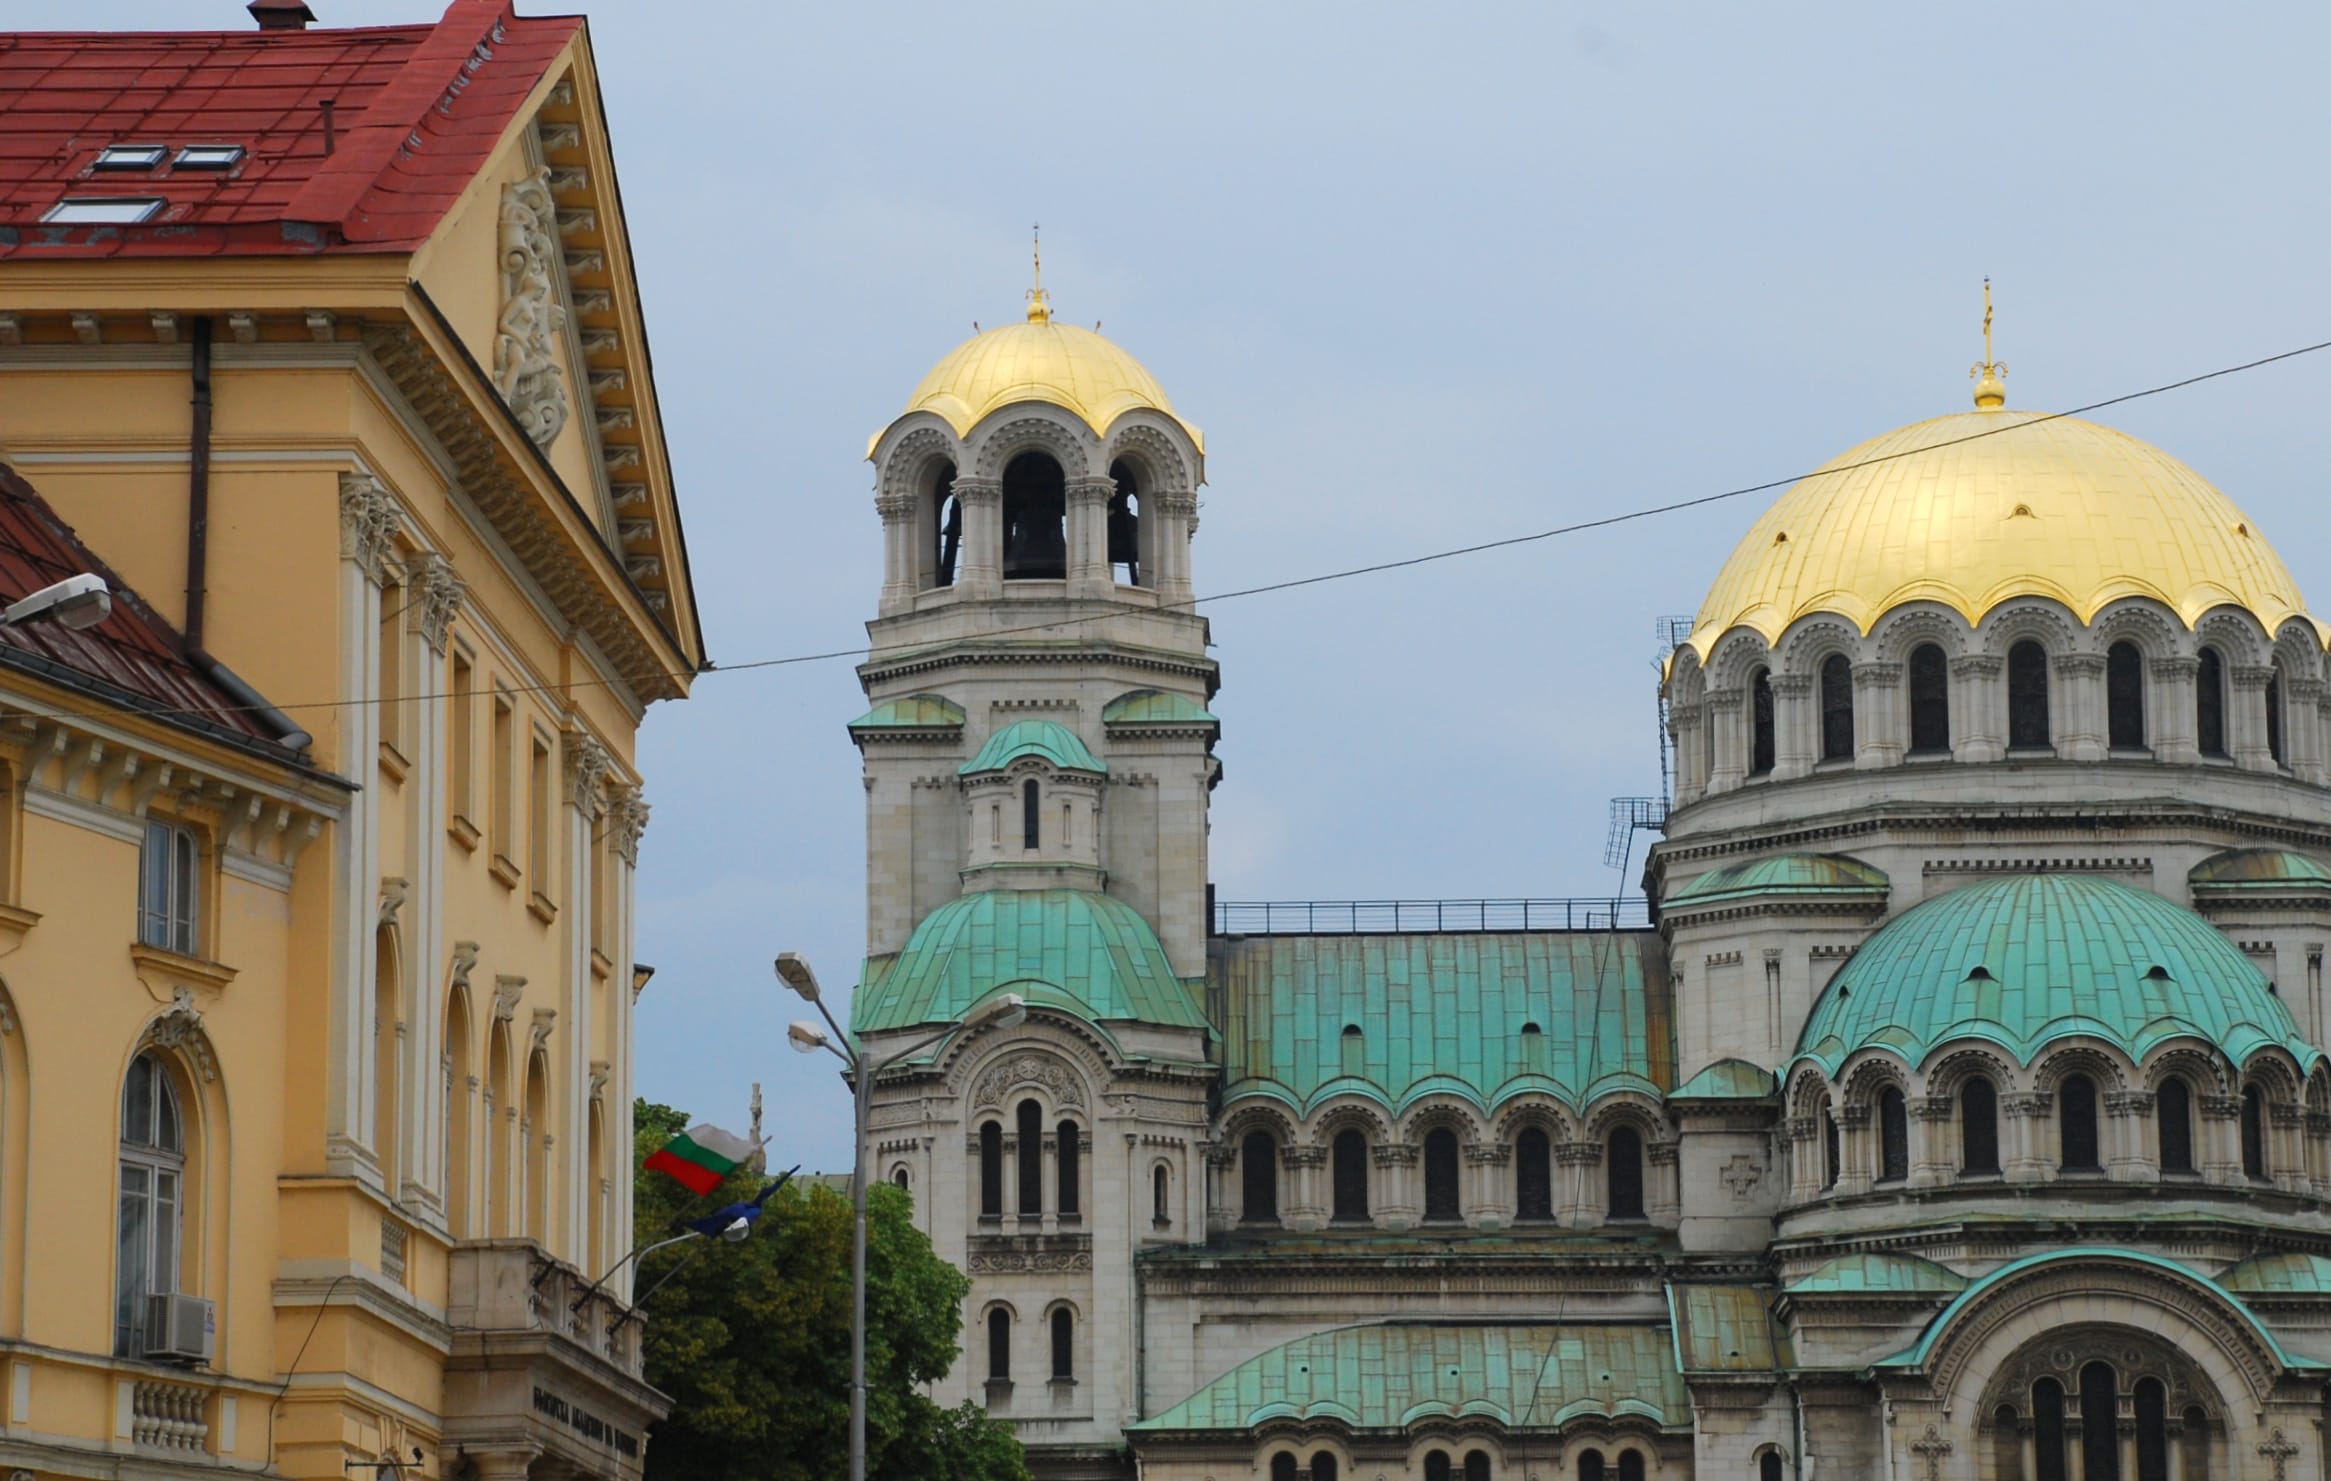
xmin=2241 ymin=1086 xmax=2267 ymax=1180
xmin=1016 ymin=1100 xmax=1043 ymax=1214
xmin=1607 ymin=1125 xmax=1645 ymax=1221
xmin=1961 ymin=1076 xmax=2000 ymax=1175
xmin=931 ymin=463 xmax=960 ymax=588
xmin=1515 ymin=1126 xmax=1553 ymax=1220
xmin=2108 ymin=640 xmax=2146 ymax=749
xmin=2060 ymin=1074 xmax=2100 ymax=1172
xmin=1749 ymin=667 xmax=1776 ymax=776
xmin=1001 ymin=451 xmax=1066 ymax=580
xmin=979 ymin=1121 xmax=1003 ymax=1216
xmin=2008 ymin=640 xmax=2051 ymax=749
xmin=986 ymin=1308 xmax=1011 ymax=1382
xmin=1819 ymin=653 xmax=1853 ymax=761
xmin=1057 ymin=1120 xmax=1080 ymax=1217
xmin=1877 ymin=1086 xmax=1909 ymax=1184
xmin=1908 ymin=642 xmax=1951 ymax=753
xmin=1331 ymin=1129 xmax=1369 ymax=1222
xmin=2197 ymin=647 xmax=2228 ymax=757
xmin=2268 ymin=673 xmax=2286 ymax=766
xmin=2158 ymin=1078 xmax=2194 ymax=1174
xmin=1422 ymin=1127 xmax=1461 ymax=1222
xmin=1107 ymin=458 xmax=1142 ymax=586
xmin=1241 ymin=1130 xmax=1279 ymax=1224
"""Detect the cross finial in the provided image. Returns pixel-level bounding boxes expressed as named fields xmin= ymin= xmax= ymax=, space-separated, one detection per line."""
xmin=1970 ymin=277 xmax=2008 ymax=408
xmin=1025 ymin=223 xmax=1051 ymax=324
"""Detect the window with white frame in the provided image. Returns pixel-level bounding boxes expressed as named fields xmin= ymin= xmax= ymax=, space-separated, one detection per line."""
xmin=115 ymin=1053 xmax=185 ymax=1356
xmin=138 ymin=820 xmax=199 ymax=955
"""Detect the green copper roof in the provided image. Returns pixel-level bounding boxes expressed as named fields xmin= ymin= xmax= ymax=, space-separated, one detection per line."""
xmin=1211 ymin=932 xmax=1672 ymax=1117
xmin=1670 ymin=1058 xmax=1776 ymax=1101
xmin=2218 ymin=1253 xmax=2331 ymax=1295
xmin=1667 ymin=852 xmax=1889 ymax=909
xmin=1667 ymin=1285 xmax=1793 ymax=1373
xmin=1794 ymin=874 xmax=2320 ymax=1076
xmin=1874 ymin=1248 xmax=2326 ymax=1373
xmin=959 ymin=719 xmax=1106 ymax=775
xmin=849 ymin=693 xmax=965 ymax=730
xmin=1785 ymin=1252 xmax=1969 ymax=1297
xmin=1129 ymin=1322 xmax=1688 ymax=1434
xmin=2190 ymin=848 xmax=2331 ymax=892
xmin=853 ymin=890 xmax=1203 ymax=1034
xmin=1102 ymin=688 xmax=1219 ymax=726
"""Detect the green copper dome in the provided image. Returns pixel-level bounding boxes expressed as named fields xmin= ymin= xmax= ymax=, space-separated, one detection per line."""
xmin=853 ymin=889 xmax=1203 ymax=1035
xmin=1794 ymin=874 xmax=2318 ymax=1075
xmin=960 ymin=719 xmax=1106 ymax=775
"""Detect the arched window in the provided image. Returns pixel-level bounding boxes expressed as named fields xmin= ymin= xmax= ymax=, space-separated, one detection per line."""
xmin=523 ymin=1050 xmax=550 ymax=1241
xmin=2134 ymin=1376 xmax=2168 ymax=1481
xmin=2008 ymin=640 xmax=2051 ymax=749
xmin=1423 ymin=1127 xmax=1461 ymax=1222
xmin=931 ymin=464 xmax=960 ymax=588
xmin=1749 ymin=667 xmax=1776 ymax=776
xmin=1050 ymin=1307 xmax=1073 ymax=1380
xmin=1107 ymin=458 xmax=1143 ymax=586
xmin=1992 ymin=1405 xmax=2023 ymax=1481
xmin=1310 ymin=1452 xmax=1339 ymax=1481
xmin=892 ymin=1166 xmax=910 ymax=1191
xmin=1016 ymin=1100 xmax=1043 ymax=1215
xmin=2268 ymin=672 xmax=2286 ymax=765
xmin=484 ymin=1017 xmax=511 ymax=1235
xmin=1821 ymin=1104 xmax=1840 ymax=1190
xmin=1152 ymin=1164 xmax=1170 ymax=1225
xmin=1616 ymin=1453 xmax=1645 ymax=1481
xmin=1961 ymin=1077 xmax=2000 ymax=1175
xmin=2158 ymin=1078 xmax=2194 ymax=1174
xmin=1878 ymin=1086 xmax=1909 ymax=1184
xmin=2060 ymin=1074 xmax=2100 ymax=1172
xmin=1340 ymin=1023 xmax=1364 ymax=1077
xmin=1607 ymin=1125 xmax=1645 ymax=1221
xmin=1577 ymin=1452 xmax=1607 ymax=1481
xmin=2108 ymin=640 xmax=2146 ymax=749
xmin=1001 ymin=451 xmax=1066 ymax=580
xmin=1908 ymin=642 xmax=1951 ymax=754
xmin=2197 ymin=646 xmax=2228 ymax=757
xmin=1761 ymin=1453 xmax=1785 ymax=1481
xmin=2241 ymin=1085 xmax=2267 ymax=1180
xmin=1515 ymin=1126 xmax=1553 ymax=1221
xmin=986 ymin=1308 xmax=1011 ymax=1382
xmin=2181 ymin=1405 xmax=2211 ymax=1481
xmin=1021 ymin=779 xmax=1040 ymax=850
xmin=1241 ymin=1130 xmax=1278 ymax=1224
xmin=2079 ymin=1361 xmax=2120 ymax=1481
xmin=445 ymin=985 xmax=474 ymax=1237
xmin=1424 ymin=1453 xmax=1452 ymax=1481
xmin=979 ymin=1121 xmax=1003 ymax=1217
xmin=116 ymin=1053 xmax=186 ymax=1357
xmin=1270 ymin=1455 xmax=1298 ymax=1481
xmin=1520 ymin=1021 xmax=1546 ymax=1072
xmin=1463 ymin=1450 xmax=1490 ymax=1481
xmin=1056 ymin=1120 xmax=1080 ymax=1217
xmin=1331 ymin=1129 xmax=1369 ymax=1223
xmin=374 ymin=926 xmax=401 ymax=1189
xmin=1819 ymin=653 xmax=1854 ymax=761
xmin=2033 ymin=1376 xmax=2068 ymax=1481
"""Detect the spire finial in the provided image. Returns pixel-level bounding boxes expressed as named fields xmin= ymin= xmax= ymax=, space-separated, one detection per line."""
xmin=1025 ymin=223 xmax=1050 ymax=324
xmin=1970 ymin=277 xmax=2008 ymax=409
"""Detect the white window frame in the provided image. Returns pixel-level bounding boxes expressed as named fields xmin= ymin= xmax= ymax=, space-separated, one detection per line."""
xmin=115 ymin=1054 xmax=185 ymax=1358
xmin=139 ymin=820 xmax=200 ymax=956
xmin=93 ymin=144 xmax=168 ymax=170
xmin=42 ymin=197 xmax=164 ymax=224
xmin=173 ymin=144 xmax=245 ymax=169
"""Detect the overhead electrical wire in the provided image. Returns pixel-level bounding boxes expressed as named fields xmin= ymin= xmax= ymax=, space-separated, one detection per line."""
xmin=14 ymin=331 xmax=2331 ymax=737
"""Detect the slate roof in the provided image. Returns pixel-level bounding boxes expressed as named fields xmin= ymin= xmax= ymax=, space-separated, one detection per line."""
xmin=960 ymin=719 xmax=1105 ymax=775
xmin=0 ymin=465 xmax=313 ymax=768
xmin=0 ymin=0 xmax=578 ymax=257
xmin=852 ymin=889 xmax=1204 ymax=1036
xmin=1793 ymin=874 xmax=2318 ymax=1075
xmin=1129 ymin=1322 xmax=1689 ymax=1434
xmin=1211 ymin=931 xmax=1672 ymax=1118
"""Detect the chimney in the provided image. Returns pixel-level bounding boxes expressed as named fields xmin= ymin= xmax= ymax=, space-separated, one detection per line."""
xmin=248 ymin=0 xmax=318 ymax=30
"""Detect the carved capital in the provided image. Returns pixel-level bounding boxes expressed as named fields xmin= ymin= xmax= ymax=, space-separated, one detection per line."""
xmin=1768 ymin=673 xmax=1814 ymax=699
xmin=492 ymin=975 xmax=527 ymax=1024
xmin=2232 ymin=664 xmax=2277 ymax=691
xmin=339 ymin=473 xmax=398 ymax=576
xmin=873 ymin=490 xmax=917 ymax=522
xmin=564 ymin=734 xmax=612 ymax=819
xmin=1951 ymin=654 xmax=2003 ymax=679
xmin=1151 ymin=490 xmax=1199 ymax=519
xmin=609 ymin=786 xmax=651 ymax=865
xmin=2003 ymin=1092 xmax=2053 ymax=1118
xmin=529 ymin=1006 xmax=557 ymax=1053
xmin=2104 ymin=1091 xmax=2155 ymax=1117
xmin=495 ymin=169 xmax=571 ymax=447
xmin=2150 ymin=656 xmax=2200 ymax=680
xmin=1371 ymin=1144 xmax=1419 ymax=1168
xmin=1065 ymin=477 xmax=1115 ymax=508
xmin=450 ymin=940 xmax=480 ymax=991
xmin=1852 ymin=661 xmax=1904 ymax=689
xmin=2052 ymin=652 xmax=2107 ymax=677
xmin=951 ymin=476 xmax=1002 ymax=507
xmin=1463 ymin=1141 xmax=1511 ymax=1166
xmin=406 ymin=551 xmax=466 ymax=653
xmin=1281 ymin=1146 xmax=1326 ymax=1169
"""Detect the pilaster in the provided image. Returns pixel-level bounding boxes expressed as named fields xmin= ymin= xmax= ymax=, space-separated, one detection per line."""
xmin=1706 ymin=689 xmax=1745 ymax=793
xmin=1064 ymin=478 xmax=1115 ymax=600
xmin=2233 ymin=665 xmax=2276 ymax=772
xmin=2054 ymin=651 xmax=2108 ymax=762
xmin=1770 ymin=673 xmax=1815 ymax=780
xmin=954 ymin=477 xmax=1003 ymax=597
xmin=2150 ymin=656 xmax=2201 ymax=764
xmin=875 ymin=490 xmax=918 ymax=615
xmin=1949 ymin=654 xmax=2004 ymax=763
xmin=1852 ymin=662 xmax=1904 ymax=769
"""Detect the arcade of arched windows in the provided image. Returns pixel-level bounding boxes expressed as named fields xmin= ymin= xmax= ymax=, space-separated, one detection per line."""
xmin=1665 ymin=598 xmax=2331 ymax=807
xmin=968 ymin=1090 xmax=1090 ymax=1233
xmin=1257 ymin=1435 xmax=1670 ymax=1481
xmin=1977 ymin=1326 xmax=2226 ymax=1481
xmin=1214 ymin=1096 xmax=1680 ymax=1233
xmin=1782 ymin=1042 xmax=2324 ymax=1208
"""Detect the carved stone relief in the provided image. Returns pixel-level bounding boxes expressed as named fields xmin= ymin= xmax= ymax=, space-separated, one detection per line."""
xmin=494 ymin=169 xmax=571 ymax=447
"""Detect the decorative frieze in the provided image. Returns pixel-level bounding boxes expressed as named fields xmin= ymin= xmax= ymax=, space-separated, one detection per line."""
xmin=493 ymin=170 xmax=571 ymax=448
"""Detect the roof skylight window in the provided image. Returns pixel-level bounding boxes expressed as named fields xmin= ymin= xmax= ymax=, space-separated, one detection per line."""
xmin=93 ymin=145 xmax=168 ymax=170
xmin=174 ymin=144 xmax=246 ymax=170
xmin=42 ymin=198 xmax=166 ymax=225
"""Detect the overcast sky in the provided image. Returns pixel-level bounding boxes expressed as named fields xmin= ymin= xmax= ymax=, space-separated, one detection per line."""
xmin=34 ymin=1 xmax=2331 ymax=1173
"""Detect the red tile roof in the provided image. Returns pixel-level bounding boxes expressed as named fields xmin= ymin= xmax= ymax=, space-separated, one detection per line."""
xmin=0 ymin=464 xmax=315 ymax=767
xmin=0 ymin=0 xmax=579 ymax=258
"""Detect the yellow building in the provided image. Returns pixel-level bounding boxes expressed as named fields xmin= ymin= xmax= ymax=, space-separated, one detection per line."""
xmin=0 ymin=1 xmax=700 ymax=1476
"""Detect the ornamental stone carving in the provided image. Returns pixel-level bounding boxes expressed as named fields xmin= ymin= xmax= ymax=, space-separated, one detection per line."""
xmin=450 ymin=941 xmax=479 ymax=992
xmin=146 ymin=986 xmax=216 ymax=1082
xmin=565 ymin=734 xmax=612 ymax=819
xmin=529 ymin=1007 xmax=557 ymax=1053
xmin=492 ymin=975 xmax=527 ymax=1024
xmin=495 ymin=169 xmax=571 ymax=448
xmin=968 ymin=1248 xmax=1093 ymax=1275
xmin=338 ymin=473 xmax=397 ymax=577
xmin=973 ymin=1052 xmax=1086 ymax=1111
xmin=609 ymin=787 xmax=651 ymax=865
xmin=406 ymin=551 xmax=466 ymax=653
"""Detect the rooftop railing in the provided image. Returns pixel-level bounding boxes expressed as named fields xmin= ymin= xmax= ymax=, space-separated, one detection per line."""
xmin=1209 ymin=897 xmax=1652 ymax=936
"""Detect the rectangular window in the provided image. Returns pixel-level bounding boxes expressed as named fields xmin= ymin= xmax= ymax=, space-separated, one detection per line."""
xmin=378 ymin=571 xmax=405 ymax=759
xmin=172 ymin=144 xmax=245 ymax=169
xmin=589 ymin=820 xmax=611 ymax=961
xmin=491 ymin=690 xmax=517 ymax=873
xmin=529 ymin=731 xmax=553 ymax=890
xmin=449 ymin=646 xmax=476 ymax=832
xmin=138 ymin=820 xmax=199 ymax=955
xmin=94 ymin=145 xmax=169 ymax=170
xmin=43 ymin=197 xmax=163 ymax=224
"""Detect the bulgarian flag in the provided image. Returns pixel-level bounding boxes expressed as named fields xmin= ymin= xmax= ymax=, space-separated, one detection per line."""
xmin=646 ymin=1123 xmax=757 ymax=1196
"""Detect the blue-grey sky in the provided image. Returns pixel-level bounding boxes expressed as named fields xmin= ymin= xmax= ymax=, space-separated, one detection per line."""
xmin=35 ymin=2 xmax=2331 ymax=1172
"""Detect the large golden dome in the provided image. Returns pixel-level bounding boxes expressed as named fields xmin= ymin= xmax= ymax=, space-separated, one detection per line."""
xmin=880 ymin=291 xmax=1201 ymax=454
xmin=1687 ymin=407 xmax=2319 ymax=658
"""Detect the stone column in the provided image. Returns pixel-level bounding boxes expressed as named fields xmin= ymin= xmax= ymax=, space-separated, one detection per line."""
xmin=2150 ymin=656 xmax=2201 ymax=764
xmin=1374 ymin=1144 xmax=1419 ymax=1230
xmin=2232 ymin=665 xmax=2276 ymax=771
xmin=876 ymin=490 xmax=918 ymax=614
xmin=2105 ymin=1090 xmax=2153 ymax=1182
xmin=2055 ymin=653 xmax=2108 ymax=762
xmin=2198 ymin=1094 xmax=2242 ymax=1184
xmin=1671 ymin=704 xmax=1706 ymax=806
xmin=953 ymin=476 xmax=1003 ymax=597
xmin=1853 ymin=661 xmax=1904 ymax=769
xmin=1151 ymin=490 xmax=1198 ymax=603
xmin=2271 ymin=1101 xmax=2308 ymax=1193
xmin=2004 ymin=1092 xmax=2051 ymax=1185
xmin=1283 ymin=1146 xmax=1326 ymax=1232
xmin=1908 ymin=1095 xmax=1954 ymax=1189
xmin=2289 ymin=678 xmax=2326 ymax=783
xmin=1705 ymin=689 xmax=1745 ymax=793
xmin=1950 ymin=655 xmax=2005 ymax=763
xmin=469 ymin=1447 xmax=539 ymax=1481
xmin=1064 ymin=477 xmax=1115 ymax=600
xmin=1556 ymin=1141 xmax=1601 ymax=1229
xmin=1836 ymin=1105 xmax=1873 ymax=1196
xmin=1647 ymin=1140 xmax=1680 ymax=1225
xmin=1465 ymin=1141 xmax=1509 ymax=1227
xmin=1204 ymin=1145 xmax=1237 ymax=1233
xmin=1771 ymin=673 xmax=1816 ymax=780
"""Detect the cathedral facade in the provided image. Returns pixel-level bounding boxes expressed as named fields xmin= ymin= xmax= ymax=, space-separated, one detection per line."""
xmin=846 ymin=289 xmax=2331 ymax=1481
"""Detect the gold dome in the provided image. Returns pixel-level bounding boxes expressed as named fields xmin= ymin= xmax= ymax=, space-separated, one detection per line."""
xmin=877 ymin=314 xmax=1202 ymax=456
xmin=1687 ymin=409 xmax=2321 ymax=658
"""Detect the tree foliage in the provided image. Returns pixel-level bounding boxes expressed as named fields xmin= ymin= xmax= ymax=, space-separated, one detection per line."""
xmin=634 ymin=1100 xmax=1029 ymax=1481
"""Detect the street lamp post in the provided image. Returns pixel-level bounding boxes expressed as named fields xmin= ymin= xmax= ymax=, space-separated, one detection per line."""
xmin=780 ymin=952 xmax=1025 ymax=1481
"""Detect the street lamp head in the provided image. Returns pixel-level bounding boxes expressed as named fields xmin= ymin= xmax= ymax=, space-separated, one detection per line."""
xmin=787 ymin=1020 xmax=830 ymax=1055
xmin=973 ymin=992 xmax=1029 ymax=1031
xmin=775 ymin=951 xmax=822 ymax=1003
xmin=719 ymin=1216 xmax=752 ymax=1243
xmin=1 ymin=573 xmax=110 ymax=630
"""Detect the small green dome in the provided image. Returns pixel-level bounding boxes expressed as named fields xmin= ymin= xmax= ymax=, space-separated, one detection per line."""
xmin=2190 ymin=848 xmax=2331 ymax=892
xmin=853 ymin=889 xmax=1203 ymax=1035
xmin=1667 ymin=852 xmax=1888 ymax=910
xmin=960 ymin=720 xmax=1105 ymax=776
xmin=1794 ymin=875 xmax=2318 ymax=1074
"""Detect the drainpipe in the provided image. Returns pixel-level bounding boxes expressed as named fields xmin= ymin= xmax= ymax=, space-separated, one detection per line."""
xmin=189 ymin=646 xmax=314 ymax=755
xmin=184 ymin=315 xmax=212 ymax=650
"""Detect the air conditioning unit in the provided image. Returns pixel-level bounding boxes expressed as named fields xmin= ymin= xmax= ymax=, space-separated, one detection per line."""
xmin=142 ymin=1294 xmax=214 ymax=1364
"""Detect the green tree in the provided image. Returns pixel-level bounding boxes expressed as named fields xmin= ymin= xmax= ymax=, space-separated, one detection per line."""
xmin=633 ymin=1100 xmax=1029 ymax=1481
